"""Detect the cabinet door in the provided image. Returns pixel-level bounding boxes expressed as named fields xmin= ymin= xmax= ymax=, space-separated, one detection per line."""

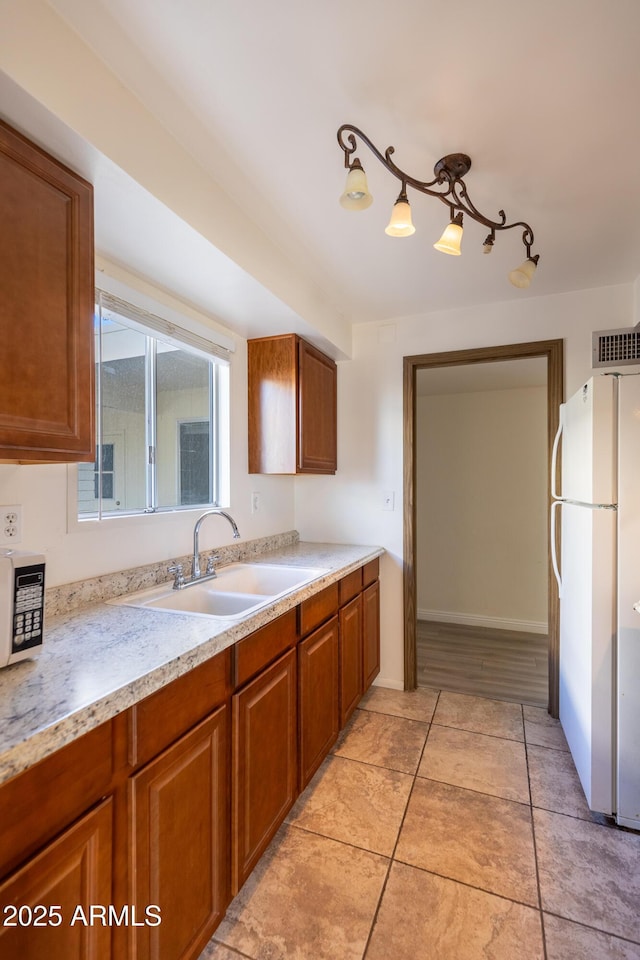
xmin=363 ymin=580 xmax=380 ymax=691
xmin=339 ymin=595 xmax=363 ymax=727
xmin=232 ymin=648 xmax=297 ymax=894
xmin=0 ymin=120 xmax=94 ymax=462
xmin=129 ymin=707 xmax=229 ymax=960
xmin=297 ymin=339 xmax=337 ymax=474
xmin=247 ymin=334 xmax=297 ymax=474
xmin=0 ymin=799 xmax=112 ymax=960
xmin=299 ymin=617 xmax=339 ymax=790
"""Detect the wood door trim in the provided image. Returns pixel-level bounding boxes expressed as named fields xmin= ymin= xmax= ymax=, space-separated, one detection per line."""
xmin=403 ymin=339 xmax=564 ymax=716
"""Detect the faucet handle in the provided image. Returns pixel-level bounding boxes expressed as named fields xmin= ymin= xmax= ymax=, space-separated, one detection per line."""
xmin=168 ymin=563 xmax=185 ymax=588
xmin=205 ymin=554 xmax=220 ymax=575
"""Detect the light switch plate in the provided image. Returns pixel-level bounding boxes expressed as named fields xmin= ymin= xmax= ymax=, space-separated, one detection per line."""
xmin=382 ymin=491 xmax=395 ymax=511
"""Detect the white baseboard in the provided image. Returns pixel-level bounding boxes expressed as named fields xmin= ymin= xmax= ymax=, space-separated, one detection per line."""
xmin=372 ymin=677 xmax=404 ymax=691
xmin=417 ymin=608 xmax=548 ymax=635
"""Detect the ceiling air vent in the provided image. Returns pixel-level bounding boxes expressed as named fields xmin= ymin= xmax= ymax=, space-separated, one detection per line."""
xmin=592 ymin=327 xmax=640 ymax=367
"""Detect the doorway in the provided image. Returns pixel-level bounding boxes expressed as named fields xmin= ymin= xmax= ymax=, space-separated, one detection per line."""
xmin=403 ymin=340 xmax=564 ymax=716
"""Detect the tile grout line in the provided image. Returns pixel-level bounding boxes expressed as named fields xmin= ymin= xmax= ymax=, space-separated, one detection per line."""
xmin=360 ymin=690 xmax=441 ymax=960
xmin=522 ymin=701 xmax=550 ymax=960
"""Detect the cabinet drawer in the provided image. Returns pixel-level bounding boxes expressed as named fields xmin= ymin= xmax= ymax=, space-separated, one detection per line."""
xmin=299 ymin=583 xmax=339 ymax=636
xmin=338 ymin=568 xmax=362 ymax=606
xmin=129 ymin=648 xmax=231 ymax=769
xmin=362 ymin=558 xmax=379 ymax=587
xmin=233 ymin=608 xmax=298 ymax=689
xmin=0 ymin=721 xmax=113 ymax=878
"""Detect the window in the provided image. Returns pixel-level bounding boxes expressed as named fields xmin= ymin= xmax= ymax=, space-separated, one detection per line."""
xmin=179 ymin=420 xmax=211 ymax=505
xmin=95 ymin=443 xmax=115 ymax=499
xmin=79 ymin=291 xmax=230 ymax=519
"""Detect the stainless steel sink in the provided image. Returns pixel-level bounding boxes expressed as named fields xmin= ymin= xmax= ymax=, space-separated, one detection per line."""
xmin=110 ymin=562 xmax=328 ymax=620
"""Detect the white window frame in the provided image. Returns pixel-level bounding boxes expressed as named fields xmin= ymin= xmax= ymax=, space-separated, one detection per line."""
xmin=70 ymin=279 xmax=233 ymax=527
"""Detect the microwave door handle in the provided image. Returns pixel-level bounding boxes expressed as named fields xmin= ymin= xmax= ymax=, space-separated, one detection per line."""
xmin=550 ymin=499 xmax=562 ymax=597
xmin=551 ymin=405 xmax=564 ymax=501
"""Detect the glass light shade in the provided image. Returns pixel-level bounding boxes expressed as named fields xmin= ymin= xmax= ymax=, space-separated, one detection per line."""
xmin=339 ymin=166 xmax=373 ymax=210
xmin=434 ymin=218 xmax=463 ymax=255
xmin=384 ymin=199 xmax=415 ymax=237
xmin=508 ymin=257 xmax=538 ymax=288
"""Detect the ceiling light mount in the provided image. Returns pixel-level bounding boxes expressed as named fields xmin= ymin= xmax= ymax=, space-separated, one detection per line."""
xmin=433 ymin=153 xmax=472 ymax=180
xmin=337 ymin=124 xmax=539 ymax=288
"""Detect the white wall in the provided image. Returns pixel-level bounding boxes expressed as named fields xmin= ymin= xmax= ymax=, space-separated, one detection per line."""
xmin=294 ymin=283 xmax=634 ymax=687
xmin=416 ymin=386 xmax=547 ymax=631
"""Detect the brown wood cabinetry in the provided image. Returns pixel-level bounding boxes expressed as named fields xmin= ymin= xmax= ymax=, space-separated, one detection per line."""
xmin=232 ymin=648 xmax=297 ymax=894
xmin=363 ymin=579 xmax=381 ymax=691
xmin=0 ymin=558 xmax=380 ymax=957
xmin=127 ymin=650 xmax=230 ymax=770
xmin=125 ymin=650 xmax=231 ymax=960
xmin=233 ymin=608 xmax=297 ymax=688
xmin=0 ymin=120 xmax=94 ymax=462
xmin=338 ymin=557 xmax=381 ymax=723
xmin=0 ymin=719 xmax=113 ymax=879
xmin=0 ymin=799 xmax=113 ymax=959
xmin=298 ymin=616 xmax=340 ymax=789
xmin=0 ymin=649 xmax=232 ymax=960
xmin=339 ymin=594 xmax=363 ymax=727
xmin=129 ymin=707 xmax=229 ymax=960
xmin=248 ymin=334 xmax=337 ymax=474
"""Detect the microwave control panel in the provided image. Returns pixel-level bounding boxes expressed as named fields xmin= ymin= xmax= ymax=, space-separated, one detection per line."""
xmin=12 ymin=563 xmax=45 ymax=654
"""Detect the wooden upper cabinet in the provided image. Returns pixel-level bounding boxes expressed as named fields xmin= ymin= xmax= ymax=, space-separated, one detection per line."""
xmin=0 ymin=120 xmax=94 ymax=462
xmin=248 ymin=334 xmax=337 ymax=474
xmin=298 ymin=338 xmax=337 ymax=473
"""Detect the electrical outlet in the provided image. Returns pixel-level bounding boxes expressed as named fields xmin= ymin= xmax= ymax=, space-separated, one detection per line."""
xmin=251 ymin=492 xmax=261 ymax=514
xmin=0 ymin=505 xmax=22 ymax=545
xmin=382 ymin=491 xmax=395 ymax=511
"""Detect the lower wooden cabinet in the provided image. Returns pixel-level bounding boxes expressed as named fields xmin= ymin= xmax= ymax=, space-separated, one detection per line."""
xmin=298 ymin=616 xmax=340 ymax=790
xmin=0 ymin=559 xmax=380 ymax=960
xmin=363 ymin=579 xmax=381 ymax=691
xmin=0 ymin=799 xmax=113 ymax=960
xmin=339 ymin=594 xmax=363 ymax=727
xmin=232 ymin=648 xmax=297 ymax=894
xmin=128 ymin=707 xmax=229 ymax=960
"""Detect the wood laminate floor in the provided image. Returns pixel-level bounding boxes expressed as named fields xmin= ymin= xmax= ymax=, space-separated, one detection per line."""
xmin=417 ymin=619 xmax=549 ymax=708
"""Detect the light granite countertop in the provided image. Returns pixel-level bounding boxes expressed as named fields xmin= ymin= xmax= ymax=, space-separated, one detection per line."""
xmin=0 ymin=540 xmax=383 ymax=785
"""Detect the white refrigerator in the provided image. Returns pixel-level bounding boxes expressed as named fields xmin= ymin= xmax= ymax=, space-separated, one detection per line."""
xmin=551 ymin=373 xmax=640 ymax=830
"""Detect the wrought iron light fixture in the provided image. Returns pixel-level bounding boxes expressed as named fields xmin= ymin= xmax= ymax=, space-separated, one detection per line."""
xmin=337 ymin=124 xmax=539 ymax=289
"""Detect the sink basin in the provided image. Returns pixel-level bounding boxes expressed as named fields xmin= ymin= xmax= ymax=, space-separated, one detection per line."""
xmin=194 ymin=562 xmax=326 ymax=597
xmin=110 ymin=562 xmax=328 ymax=620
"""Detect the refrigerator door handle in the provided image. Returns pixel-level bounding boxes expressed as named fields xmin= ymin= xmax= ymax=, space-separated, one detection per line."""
xmin=551 ymin=404 xmax=564 ymax=500
xmin=550 ymin=499 xmax=562 ymax=597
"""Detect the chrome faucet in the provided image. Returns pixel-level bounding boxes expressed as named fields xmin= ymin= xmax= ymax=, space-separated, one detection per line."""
xmin=192 ymin=508 xmax=240 ymax=578
xmin=169 ymin=509 xmax=241 ymax=589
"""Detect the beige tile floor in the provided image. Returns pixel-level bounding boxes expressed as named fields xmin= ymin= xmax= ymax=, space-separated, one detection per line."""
xmin=200 ymin=686 xmax=640 ymax=960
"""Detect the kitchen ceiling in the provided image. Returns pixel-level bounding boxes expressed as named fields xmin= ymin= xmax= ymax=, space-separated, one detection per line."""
xmin=13 ymin=0 xmax=640 ymax=333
